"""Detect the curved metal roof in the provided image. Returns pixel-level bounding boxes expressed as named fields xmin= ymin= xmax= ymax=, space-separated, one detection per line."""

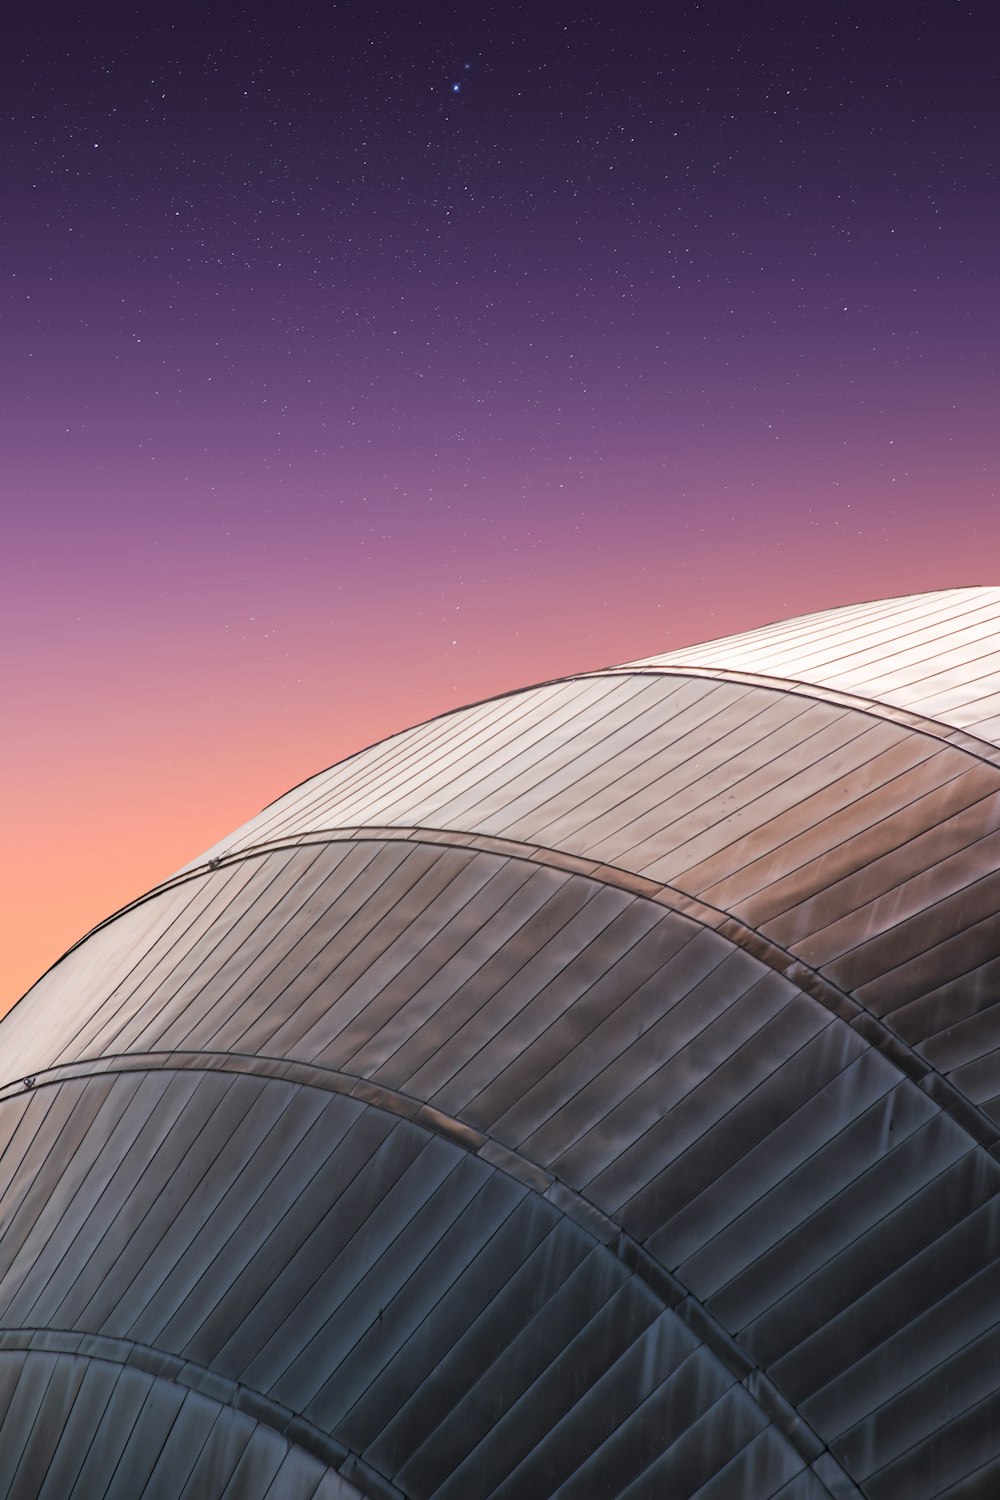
xmin=621 ymin=585 xmax=1000 ymax=750
xmin=1 ymin=591 xmax=998 ymax=1498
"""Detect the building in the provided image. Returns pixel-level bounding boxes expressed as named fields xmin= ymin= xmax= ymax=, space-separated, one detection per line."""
xmin=0 ymin=586 xmax=998 ymax=1498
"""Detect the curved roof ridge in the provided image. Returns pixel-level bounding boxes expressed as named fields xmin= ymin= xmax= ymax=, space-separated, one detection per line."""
xmin=0 ymin=1052 xmax=863 ymax=1498
xmin=593 ymin=663 xmax=1000 ymax=768
xmin=620 ymin=587 xmax=1000 ymax=748
xmin=20 ymin=822 xmax=1000 ymax=1162
xmin=619 ymin=586 xmax=994 ymax=668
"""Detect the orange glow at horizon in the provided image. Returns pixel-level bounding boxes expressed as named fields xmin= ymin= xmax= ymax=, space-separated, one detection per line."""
xmin=4 ymin=552 xmax=991 ymax=1015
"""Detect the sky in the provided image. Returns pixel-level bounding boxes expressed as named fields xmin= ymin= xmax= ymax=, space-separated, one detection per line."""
xmin=2 ymin=1 xmax=998 ymax=1008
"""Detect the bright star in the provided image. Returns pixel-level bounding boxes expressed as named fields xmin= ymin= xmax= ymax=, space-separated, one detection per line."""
xmin=451 ymin=82 xmax=460 ymax=93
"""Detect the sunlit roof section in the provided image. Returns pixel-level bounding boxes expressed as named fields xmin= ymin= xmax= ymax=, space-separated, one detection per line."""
xmin=621 ymin=586 xmax=1000 ymax=744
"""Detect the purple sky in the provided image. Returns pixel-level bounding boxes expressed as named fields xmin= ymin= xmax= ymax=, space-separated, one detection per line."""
xmin=2 ymin=2 xmax=998 ymax=1004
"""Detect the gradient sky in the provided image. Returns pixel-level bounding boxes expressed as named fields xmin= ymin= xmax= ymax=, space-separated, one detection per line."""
xmin=2 ymin=2 xmax=998 ymax=1008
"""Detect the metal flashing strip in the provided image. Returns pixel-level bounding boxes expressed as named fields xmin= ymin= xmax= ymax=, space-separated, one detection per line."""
xmin=0 ymin=1327 xmax=400 ymax=1500
xmin=16 ymin=816 xmax=999 ymax=1178
xmin=16 ymin=660 xmax=1000 ymax=1016
xmin=0 ymin=1052 xmax=862 ymax=1499
xmin=592 ymin=664 xmax=1000 ymax=768
xmin=156 ymin=825 xmax=1000 ymax=1157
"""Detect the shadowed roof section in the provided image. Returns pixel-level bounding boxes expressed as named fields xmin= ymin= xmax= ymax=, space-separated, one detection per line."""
xmin=1 ymin=589 xmax=998 ymax=1499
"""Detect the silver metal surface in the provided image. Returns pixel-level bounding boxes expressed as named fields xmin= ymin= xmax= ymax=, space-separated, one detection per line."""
xmin=1 ymin=589 xmax=999 ymax=1496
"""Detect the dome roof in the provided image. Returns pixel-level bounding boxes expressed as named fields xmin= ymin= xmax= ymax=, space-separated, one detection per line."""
xmin=1 ymin=591 xmax=998 ymax=1499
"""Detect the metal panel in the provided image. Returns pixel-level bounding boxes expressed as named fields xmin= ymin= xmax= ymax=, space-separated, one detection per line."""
xmin=693 ymin=736 xmax=949 ymax=911
xmin=677 ymin=1075 xmax=936 ymax=1302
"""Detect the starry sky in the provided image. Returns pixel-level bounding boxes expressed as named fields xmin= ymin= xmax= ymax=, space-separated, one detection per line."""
xmin=2 ymin=2 xmax=998 ymax=1006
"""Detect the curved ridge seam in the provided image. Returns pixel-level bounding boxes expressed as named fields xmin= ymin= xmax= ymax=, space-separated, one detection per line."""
xmin=0 ymin=1325 xmax=401 ymax=1500
xmin=24 ymin=823 xmax=1000 ymax=1164
xmin=593 ymin=664 xmax=1000 ymax=768
xmin=163 ymin=825 xmax=1000 ymax=1157
xmin=0 ymin=1055 xmax=857 ymax=1499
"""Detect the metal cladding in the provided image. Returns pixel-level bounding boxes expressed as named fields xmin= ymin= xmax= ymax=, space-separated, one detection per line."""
xmin=1 ymin=587 xmax=999 ymax=1499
